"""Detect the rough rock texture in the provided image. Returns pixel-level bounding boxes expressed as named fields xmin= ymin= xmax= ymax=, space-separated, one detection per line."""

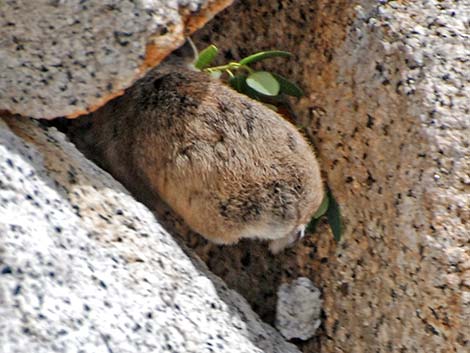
xmin=0 ymin=116 xmax=300 ymax=353
xmin=0 ymin=0 xmax=233 ymax=119
xmin=191 ymin=1 xmax=470 ymax=352
xmin=276 ymin=277 xmax=322 ymax=341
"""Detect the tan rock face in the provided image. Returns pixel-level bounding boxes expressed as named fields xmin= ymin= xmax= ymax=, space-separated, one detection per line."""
xmin=190 ymin=1 xmax=469 ymax=352
xmin=0 ymin=0 xmax=233 ymax=119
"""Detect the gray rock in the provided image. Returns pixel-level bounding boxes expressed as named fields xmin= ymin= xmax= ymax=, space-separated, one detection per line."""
xmin=193 ymin=0 xmax=470 ymax=351
xmin=0 ymin=0 xmax=233 ymax=119
xmin=0 ymin=116 xmax=299 ymax=353
xmin=276 ymin=277 xmax=322 ymax=340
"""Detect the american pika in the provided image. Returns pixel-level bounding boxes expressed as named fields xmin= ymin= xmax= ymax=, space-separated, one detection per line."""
xmin=68 ymin=59 xmax=324 ymax=253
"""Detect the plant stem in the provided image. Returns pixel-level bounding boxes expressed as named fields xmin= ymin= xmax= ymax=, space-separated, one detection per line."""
xmin=204 ymin=62 xmax=241 ymax=73
xmin=187 ymin=37 xmax=199 ymax=62
xmin=240 ymin=65 xmax=254 ymax=74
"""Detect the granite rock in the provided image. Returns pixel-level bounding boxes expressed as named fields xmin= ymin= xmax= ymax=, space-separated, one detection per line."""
xmin=191 ymin=1 xmax=470 ymax=352
xmin=0 ymin=0 xmax=233 ymax=119
xmin=0 ymin=115 xmax=300 ymax=353
xmin=276 ymin=277 xmax=322 ymax=341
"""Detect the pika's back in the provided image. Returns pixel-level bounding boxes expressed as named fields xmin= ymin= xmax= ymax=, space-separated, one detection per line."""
xmin=70 ymin=61 xmax=324 ymax=250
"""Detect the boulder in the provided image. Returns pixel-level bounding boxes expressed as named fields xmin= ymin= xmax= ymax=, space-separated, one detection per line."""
xmin=276 ymin=277 xmax=322 ymax=341
xmin=0 ymin=116 xmax=300 ymax=353
xmin=0 ymin=0 xmax=233 ymax=119
xmin=192 ymin=1 xmax=470 ymax=352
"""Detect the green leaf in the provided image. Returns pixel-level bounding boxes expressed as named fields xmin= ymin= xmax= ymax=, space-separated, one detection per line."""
xmin=246 ymin=71 xmax=280 ymax=96
xmin=263 ymin=103 xmax=278 ymax=111
xmin=237 ymin=85 xmax=265 ymax=102
xmin=305 ymin=217 xmax=320 ymax=234
xmin=195 ymin=45 xmax=218 ymax=70
xmin=229 ymin=75 xmax=247 ymax=93
xmin=312 ymin=194 xmax=329 ymax=219
xmin=272 ymin=73 xmax=304 ymax=97
xmin=243 ymin=87 xmax=262 ymax=101
xmin=229 ymin=76 xmax=260 ymax=99
xmin=239 ymin=50 xmax=292 ymax=65
xmin=326 ymin=190 xmax=343 ymax=242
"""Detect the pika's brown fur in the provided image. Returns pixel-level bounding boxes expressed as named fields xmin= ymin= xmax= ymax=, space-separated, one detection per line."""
xmin=68 ymin=60 xmax=324 ymax=253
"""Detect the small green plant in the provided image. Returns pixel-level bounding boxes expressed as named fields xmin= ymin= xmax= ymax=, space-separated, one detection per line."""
xmin=193 ymin=45 xmax=303 ymax=105
xmin=306 ymin=188 xmax=343 ymax=241
xmin=193 ymin=43 xmax=343 ymax=242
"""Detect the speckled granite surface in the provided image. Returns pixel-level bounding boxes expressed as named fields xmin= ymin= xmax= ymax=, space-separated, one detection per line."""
xmin=191 ymin=1 xmax=470 ymax=352
xmin=0 ymin=1 xmax=468 ymax=352
xmin=0 ymin=116 xmax=300 ymax=353
xmin=0 ymin=0 xmax=233 ymax=119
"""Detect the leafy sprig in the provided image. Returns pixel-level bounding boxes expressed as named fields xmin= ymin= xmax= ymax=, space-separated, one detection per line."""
xmin=194 ymin=46 xmax=303 ymax=103
xmin=193 ymin=43 xmax=343 ymax=242
xmin=306 ymin=188 xmax=343 ymax=241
